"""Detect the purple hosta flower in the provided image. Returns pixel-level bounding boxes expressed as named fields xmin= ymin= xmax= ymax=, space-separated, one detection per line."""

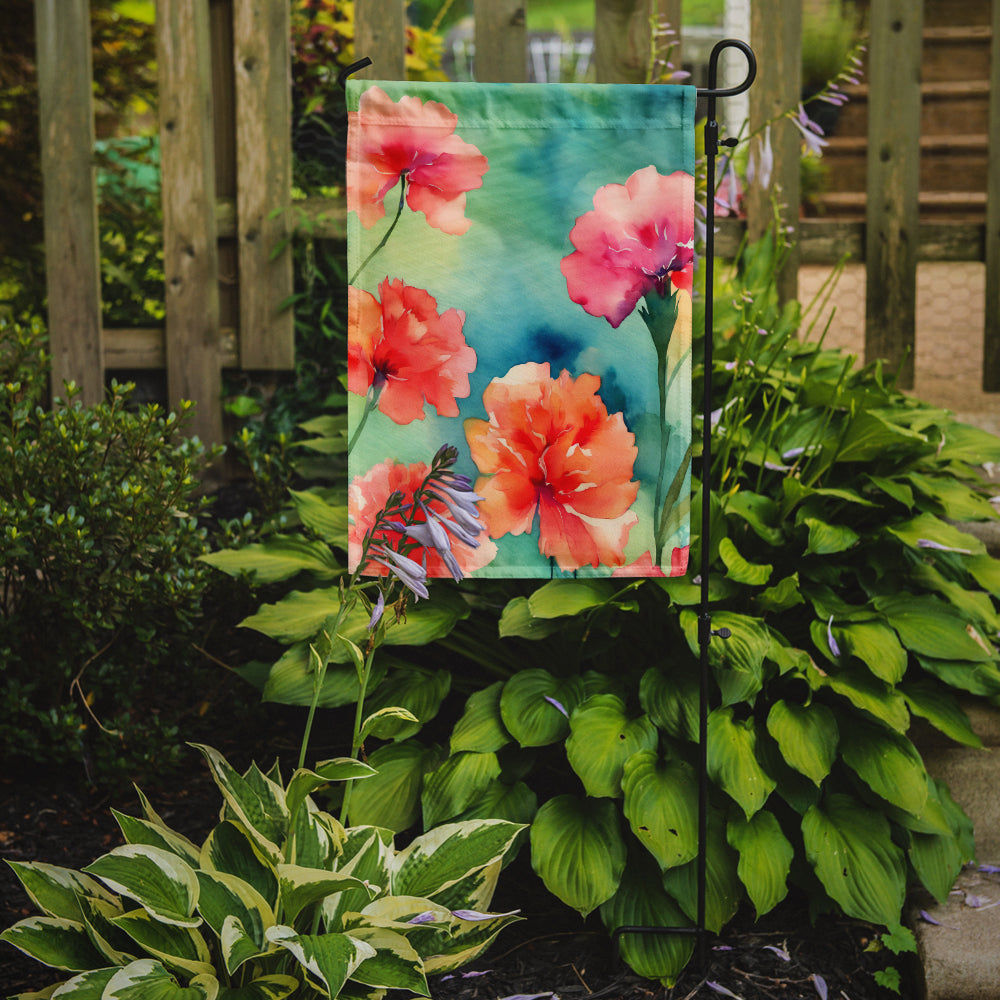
xmin=370 ymin=545 xmax=430 ymax=600
xmin=544 ymin=695 xmax=569 ymax=718
xmin=497 ymin=994 xmax=558 ymax=1000
xmin=763 ymin=944 xmax=791 ymax=962
xmin=746 ymin=124 xmax=774 ymax=191
xmin=827 ymin=615 xmax=841 ymax=658
xmin=407 ymin=911 xmax=438 ymax=925
xmin=706 ymin=983 xmax=742 ymax=999
xmin=919 ymin=909 xmax=958 ymax=929
xmin=441 ymin=970 xmax=493 ymax=982
xmin=715 ymin=156 xmax=742 ymax=215
xmin=812 ymin=974 xmax=828 ymax=1000
xmin=367 ymin=589 xmax=385 ymax=631
xmin=791 ymin=104 xmax=828 ymax=157
xmin=917 ymin=538 xmax=973 ymax=555
xmin=979 ymin=864 xmax=1000 ymax=874
xmin=451 ymin=908 xmax=521 ymax=921
xmin=390 ymin=506 xmax=465 ymax=581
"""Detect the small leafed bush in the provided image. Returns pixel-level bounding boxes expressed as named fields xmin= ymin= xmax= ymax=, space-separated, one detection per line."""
xmin=1 ymin=744 xmax=524 ymax=998
xmin=0 ymin=317 xmax=219 ymax=782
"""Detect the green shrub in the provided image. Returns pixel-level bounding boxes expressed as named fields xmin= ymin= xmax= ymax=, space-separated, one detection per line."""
xmin=0 ymin=317 xmax=221 ymax=783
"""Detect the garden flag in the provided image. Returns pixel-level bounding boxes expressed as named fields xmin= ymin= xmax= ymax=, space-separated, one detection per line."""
xmin=346 ymin=80 xmax=696 ymax=580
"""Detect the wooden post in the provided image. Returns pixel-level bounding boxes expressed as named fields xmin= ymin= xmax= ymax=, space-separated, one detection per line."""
xmin=864 ymin=0 xmax=923 ymax=389
xmin=157 ymin=0 xmax=223 ymax=444
xmin=983 ymin=0 xmax=1000 ymax=390
xmin=354 ymin=0 xmax=407 ymax=81
xmin=594 ymin=0 xmax=672 ymax=84
xmin=233 ymin=0 xmax=294 ymax=369
xmin=474 ymin=0 xmax=527 ymax=83
xmin=34 ymin=0 xmax=104 ymax=405
xmin=747 ymin=0 xmax=801 ymax=305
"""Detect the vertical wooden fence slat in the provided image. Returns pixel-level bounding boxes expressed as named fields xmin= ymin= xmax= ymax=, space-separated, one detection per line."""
xmin=746 ymin=0 xmax=801 ymax=305
xmin=34 ymin=0 xmax=104 ymax=405
xmin=474 ymin=0 xmax=527 ymax=82
xmin=354 ymin=0 xmax=407 ymax=80
xmin=983 ymin=0 xmax=1000 ymax=390
xmin=233 ymin=0 xmax=294 ymax=369
xmin=157 ymin=0 xmax=223 ymax=444
xmin=864 ymin=0 xmax=923 ymax=390
xmin=594 ymin=0 xmax=656 ymax=84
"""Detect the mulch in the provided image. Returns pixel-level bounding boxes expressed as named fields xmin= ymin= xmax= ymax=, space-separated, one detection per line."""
xmin=1 ymin=743 xmax=913 ymax=1000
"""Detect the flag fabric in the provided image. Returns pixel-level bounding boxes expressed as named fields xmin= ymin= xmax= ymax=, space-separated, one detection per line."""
xmin=346 ymin=79 xmax=696 ymax=579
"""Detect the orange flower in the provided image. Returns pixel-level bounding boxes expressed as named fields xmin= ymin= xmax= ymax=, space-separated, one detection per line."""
xmin=465 ymin=362 xmax=639 ymax=572
xmin=349 ymin=458 xmax=497 ymax=577
xmin=349 ymin=278 xmax=476 ymax=425
xmin=348 ymin=85 xmax=489 ymax=235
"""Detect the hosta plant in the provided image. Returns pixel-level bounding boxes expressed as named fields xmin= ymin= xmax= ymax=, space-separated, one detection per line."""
xmin=1 ymin=743 xmax=523 ymax=999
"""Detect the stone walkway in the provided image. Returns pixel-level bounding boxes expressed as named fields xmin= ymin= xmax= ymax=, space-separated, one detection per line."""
xmin=798 ymin=262 xmax=1000 ymax=435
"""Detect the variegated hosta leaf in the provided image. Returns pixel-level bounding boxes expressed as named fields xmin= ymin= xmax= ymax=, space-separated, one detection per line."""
xmin=191 ymin=745 xmax=287 ymax=863
xmin=391 ymin=820 xmax=524 ymax=901
xmin=566 ymin=695 xmax=658 ymax=799
xmin=499 ymin=670 xmax=585 ymax=747
xmin=78 ymin=894 xmax=136 ymax=966
xmin=4 ymin=861 xmax=118 ymax=922
xmin=112 ymin=811 xmax=201 ymax=868
xmin=621 ymin=751 xmax=699 ymax=871
xmin=421 ymin=751 xmax=502 ymax=829
xmin=599 ymin=853 xmax=694 ymax=987
xmin=802 ymin=793 xmax=906 ymax=926
xmin=661 ymin=812 xmax=742 ymax=934
xmin=706 ymin=707 xmax=776 ymax=818
xmin=0 ymin=916 xmax=107 ymax=971
xmin=344 ymin=926 xmax=429 ymax=995
xmin=346 ymin=740 xmax=443 ymax=832
xmin=838 ymin=717 xmax=929 ymax=817
xmin=421 ymin=907 xmax=522 ymax=975
xmin=110 ymin=908 xmax=214 ymax=979
xmin=727 ymin=810 xmax=793 ymax=918
xmin=323 ymin=829 xmax=393 ymax=931
xmin=200 ymin=822 xmax=278 ymax=910
xmin=101 ymin=958 xmax=218 ymax=999
xmin=288 ymin=802 xmax=343 ymax=870
xmin=450 ymin=681 xmax=511 ymax=754
xmin=276 ymin=864 xmax=375 ymax=925
xmin=424 ymin=859 xmax=501 ymax=916
xmin=83 ymin=846 xmax=200 ymax=928
xmin=265 ymin=926 xmax=375 ymax=998
xmin=285 ymin=760 xmax=375 ymax=824
xmin=214 ymin=974 xmax=300 ymax=1000
xmin=765 ymin=700 xmax=838 ymax=786
xmin=529 ymin=795 xmax=626 ymax=917
xmin=45 ymin=966 xmax=118 ymax=997
xmin=195 ymin=871 xmax=274 ymax=974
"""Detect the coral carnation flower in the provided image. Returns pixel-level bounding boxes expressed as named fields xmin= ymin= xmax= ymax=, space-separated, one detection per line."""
xmin=348 ymin=85 xmax=489 ymax=235
xmin=465 ymin=362 xmax=639 ymax=572
xmin=349 ymin=459 xmax=497 ymax=577
xmin=561 ymin=166 xmax=694 ymax=328
xmin=349 ymin=278 xmax=476 ymax=425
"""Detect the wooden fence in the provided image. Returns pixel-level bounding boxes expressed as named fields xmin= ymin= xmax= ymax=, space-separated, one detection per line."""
xmin=33 ymin=0 xmax=1000 ymax=445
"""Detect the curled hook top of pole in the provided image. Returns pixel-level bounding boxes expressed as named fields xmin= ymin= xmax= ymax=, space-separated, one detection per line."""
xmin=338 ymin=56 xmax=373 ymax=90
xmin=696 ymin=39 xmax=756 ymax=99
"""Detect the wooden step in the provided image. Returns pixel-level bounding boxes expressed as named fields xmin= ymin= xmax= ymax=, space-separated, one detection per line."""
xmin=821 ymin=134 xmax=989 ymax=193
xmin=813 ymin=189 xmax=987 ymax=222
xmin=922 ymin=25 xmax=993 ymax=82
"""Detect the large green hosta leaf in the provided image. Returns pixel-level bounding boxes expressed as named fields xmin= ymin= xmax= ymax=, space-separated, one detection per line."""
xmin=765 ymin=700 xmax=838 ymax=786
xmin=199 ymin=535 xmax=341 ymax=584
xmin=727 ymin=810 xmax=793 ymax=918
xmin=421 ymin=751 xmax=502 ymax=828
xmin=707 ymin=708 xmax=775 ymax=818
xmin=832 ymin=621 xmax=907 ymax=684
xmin=450 ymin=681 xmax=510 ymax=754
xmin=527 ymin=578 xmax=618 ymax=618
xmin=566 ymin=695 xmax=658 ymax=798
xmin=900 ymin=680 xmax=982 ymax=748
xmin=680 ymin=611 xmax=771 ymax=706
xmin=362 ymin=667 xmax=451 ymax=741
xmin=346 ymin=740 xmax=442 ymax=832
xmin=802 ymin=793 xmax=906 ymax=926
xmin=838 ymin=718 xmax=929 ymax=817
xmin=499 ymin=670 xmax=585 ymax=747
xmin=621 ymin=752 xmax=699 ymax=871
xmin=639 ymin=664 xmax=699 ymax=743
xmin=600 ymin=853 xmax=694 ymax=987
xmin=530 ymin=795 xmax=626 ymax=917
xmin=886 ymin=511 xmax=985 ymax=557
xmin=874 ymin=594 xmax=996 ymax=663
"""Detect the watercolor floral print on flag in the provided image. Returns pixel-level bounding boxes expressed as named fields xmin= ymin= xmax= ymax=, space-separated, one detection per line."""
xmin=346 ymin=80 xmax=696 ymax=579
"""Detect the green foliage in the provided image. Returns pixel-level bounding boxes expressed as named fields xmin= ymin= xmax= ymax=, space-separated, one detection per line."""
xmin=0 ymin=318 xmax=221 ymax=783
xmin=286 ymin=233 xmax=990 ymax=983
xmin=1 ymin=744 xmax=524 ymax=998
